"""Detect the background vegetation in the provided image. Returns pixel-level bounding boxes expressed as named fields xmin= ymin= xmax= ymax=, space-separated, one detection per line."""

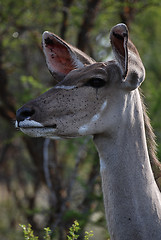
xmin=0 ymin=0 xmax=161 ymax=239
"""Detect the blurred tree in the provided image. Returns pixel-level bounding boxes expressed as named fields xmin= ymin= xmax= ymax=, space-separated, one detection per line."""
xmin=0 ymin=0 xmax=161 ymax=240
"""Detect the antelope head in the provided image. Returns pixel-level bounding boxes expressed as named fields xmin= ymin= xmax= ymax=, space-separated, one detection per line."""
xmin=16 ymin=24 xmax=145 ymax=139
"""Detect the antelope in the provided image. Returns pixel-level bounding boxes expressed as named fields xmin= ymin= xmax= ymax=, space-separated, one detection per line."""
xmin=15 ymin=24 xmax=161 ymax=240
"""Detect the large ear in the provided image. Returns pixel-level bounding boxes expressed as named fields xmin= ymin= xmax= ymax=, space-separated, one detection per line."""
xmin=42 ymin=31 xmax=95 ymax=81
xmin=110 ymin=23 xmax=145 ymax=90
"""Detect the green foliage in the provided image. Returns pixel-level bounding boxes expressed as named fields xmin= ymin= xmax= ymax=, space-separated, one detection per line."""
xmin=84 ymin=230 xmax=94 ymax=240
xmin=21 ymin=76 xmax=44 ymax=91
xmin=44 ymin=228 xmax=52 ymax=240
xmin=66 ymin=220 xmax=80 ymax=240
xmin=20 ymin=224 xmax=39 ymax=240
xmin=20 ymin=221 xmax=93 ymax=240
xmin=20 ymin=224 xmax=52 ymax=240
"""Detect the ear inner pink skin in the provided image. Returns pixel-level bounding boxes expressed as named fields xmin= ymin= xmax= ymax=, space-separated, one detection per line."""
xmin=44 ymin=36 xmax=76 ymax=75
xmin=110 ymin=25 xmax=128 ymax=79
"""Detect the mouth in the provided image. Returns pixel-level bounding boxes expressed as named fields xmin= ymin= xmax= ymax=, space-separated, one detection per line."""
xmin=15 ymin=119 xmax=57 ymax=129
xmin=15 ymin=119 xmax=57 ymax=138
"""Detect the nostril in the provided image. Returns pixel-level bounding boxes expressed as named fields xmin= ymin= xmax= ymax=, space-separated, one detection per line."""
xmin=52 ymin=124 xmax=57 ymax=128
xmin=16 ymin=107 xmax=35 ymax=123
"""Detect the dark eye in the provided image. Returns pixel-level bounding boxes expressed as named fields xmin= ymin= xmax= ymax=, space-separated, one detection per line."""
xmin=85 ymin=78 xmax=106 ymax=88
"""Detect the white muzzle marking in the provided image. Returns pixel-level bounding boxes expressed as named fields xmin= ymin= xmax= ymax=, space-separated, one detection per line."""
xmin=16 ymin=119 xmax=44 ymax=128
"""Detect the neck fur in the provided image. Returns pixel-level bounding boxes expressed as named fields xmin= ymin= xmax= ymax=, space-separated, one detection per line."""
xmin=94 ymin=89 xmax=161 ymax=240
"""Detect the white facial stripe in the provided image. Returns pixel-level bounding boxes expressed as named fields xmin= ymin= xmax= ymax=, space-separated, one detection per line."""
xmin=79 ymin=112 xmax=101 ymax=135
xmin=91 ymin=113 xmax=100 ymax=122
xmin=78 ymin=100 xmax=107 ymax=135
xmin=55 ymin=85 xmax=76 ymax=90
xmin=78 ymin=125 xmax=89 ymax=135
xmin=18 ymin=119 xmax=43 ymax=128
xmin=100 ymin=157 xmax=107 ymax=172
xmin=100 ymin=100 xmax=107 ymax=111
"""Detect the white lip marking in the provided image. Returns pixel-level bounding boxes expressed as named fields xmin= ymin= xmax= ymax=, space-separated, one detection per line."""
xmin=16 ymin=119 xmax=58 ymax=138
xmin=78 ymin=100 xmax=107 ymax=135
xmin=18 ymin=119 xmax=43 ymax=128
xmin=55 ymin=85 xmax=76 ymax=90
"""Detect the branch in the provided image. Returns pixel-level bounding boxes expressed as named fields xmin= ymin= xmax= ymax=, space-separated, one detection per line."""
xmin=77 ymin=0 xmax=101 ymax=53
xmin=0 ymin=40 xmax=16 ymax=115
xmin=43 ymin=138 xmax=57 ymax=204
xmin=50 ymin=138 xmax=90 ymax=231
xmin=66 ymin=137 xmax=90 ymax=202
xmin=60 ymin=0 xmax=74 ymax=39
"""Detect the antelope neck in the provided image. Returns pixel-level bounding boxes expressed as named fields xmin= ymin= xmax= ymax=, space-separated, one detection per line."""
xmin=94 ymin=90 xmax=161 ymax=240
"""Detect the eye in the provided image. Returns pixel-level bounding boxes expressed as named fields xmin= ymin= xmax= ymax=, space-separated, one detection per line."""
xmin=85 ymin=78 xmax=106 ymax=88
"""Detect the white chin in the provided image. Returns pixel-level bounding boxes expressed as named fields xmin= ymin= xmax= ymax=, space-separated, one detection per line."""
xmin=20 ymin=127 xmax=59 ymax=139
